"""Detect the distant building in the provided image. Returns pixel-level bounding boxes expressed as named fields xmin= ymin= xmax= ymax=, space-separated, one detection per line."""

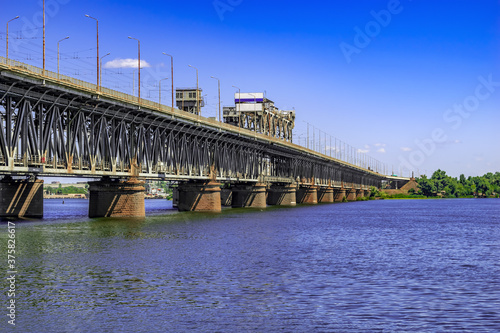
xmin=175 ymin=88 xmax=204 ymax=115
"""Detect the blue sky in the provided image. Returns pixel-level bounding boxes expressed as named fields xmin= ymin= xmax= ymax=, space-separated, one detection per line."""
xmin=1 ymin=0 xmax=498 ymax=178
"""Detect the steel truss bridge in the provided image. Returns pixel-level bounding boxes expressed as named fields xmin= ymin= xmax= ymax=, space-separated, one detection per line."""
xmin=0 ymin=57 xmax=386 ymax=190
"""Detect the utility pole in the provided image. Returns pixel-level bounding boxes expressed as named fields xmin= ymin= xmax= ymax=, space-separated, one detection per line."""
xmin=211 ymin=76 xmax=221 ymax=121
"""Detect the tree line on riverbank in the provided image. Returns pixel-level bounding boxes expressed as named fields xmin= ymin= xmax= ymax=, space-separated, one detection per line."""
xmin=371 ymin=169 xmax=500 ymax=199
xmin=44 ymin=184 xmax=88 ymax=195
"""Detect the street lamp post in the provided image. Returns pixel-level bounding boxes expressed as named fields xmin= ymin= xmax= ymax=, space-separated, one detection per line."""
xmin=43 ymin=0 xmax=45 ymax=72
xmin=162 ymin=53 xmax=174 ymax=112
xmin=57 ymin=36 xmax=70 ymax=79
xmin=99 ymin=52 xmax=111 ymax=87
xmin=6 ymin=16 xmax=20 ymax=59
xmin=188 ymin=65 xmax=199 ymax=115
xmin=210 ymin=76 xmax=221 ymax=122
xmin=159 ymin=77 xmax=168 ymax=106
xmin=85 ymin=14 xmax=99 ymax=89
xmin=232 ymin=85 xmax=241 ymax=129
xmin=128 ymin=36 xmax=141 ymax=102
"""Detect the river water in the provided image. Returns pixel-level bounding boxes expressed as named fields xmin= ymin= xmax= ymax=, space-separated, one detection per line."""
xmin=1 ymin=199 xmax=499 ymax=332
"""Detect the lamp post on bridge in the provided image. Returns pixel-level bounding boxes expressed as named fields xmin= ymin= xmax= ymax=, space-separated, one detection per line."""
xmin=188 ymin=65 xmax=199 ymax=116
xmin=99 ymin=52 xmax=111 ymax=88
xmin=128 ymin=36 xmax=141 ymax=102
xmin=85 ymin=14 xmax=99 ymax=90
xmin=210 ymin=76 xmax=221 ymax=122
xmin=57 ymin=36 xmax=70 ymax=79
xmin=6 ymin=16 xmax=20 ymax=60
xmin=232 ymin=85 xmax=241 ymax=129
xmin=162 ymin=52 xmax=174 ymax=112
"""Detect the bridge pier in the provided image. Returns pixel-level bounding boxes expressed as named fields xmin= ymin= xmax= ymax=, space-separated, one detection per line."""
xmin=177 ymin=181 xmax=221 ymax=212
xmin=317 ymin=187 xmax=334 ymax=203
xmin=0 ymin=176 xmax=43 ymax=218
xmin=347 ymin=189 xmax=357 ymax=201
xmin=231 ymin=183 xmax=267 ymax=208
xmin=88 ymin=177 xmax=145 ymax=218
xmin=172 ymin=187 xmax=179 ymax=208
xmin=296 ymin=185 xmax=318 ymax=204
xmin=266 ymin=184 xmax=296 ymax=206
xmin=221 ymin=187 xmax=233 ymax=206
xmin=357 ymin=189 xmax=365 ymax=199
xmin=334 ymin=189 xmax=346 ymax=202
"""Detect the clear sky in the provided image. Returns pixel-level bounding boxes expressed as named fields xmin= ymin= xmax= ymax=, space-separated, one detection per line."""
xmin=1 ymin=0 xmax=498 ymax=178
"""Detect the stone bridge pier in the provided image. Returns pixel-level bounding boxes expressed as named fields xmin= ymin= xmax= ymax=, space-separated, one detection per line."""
xmin=0 ymin=176 xmax=44 ymax=218
xmin=88 ymin=177 xmax=145 ymax=218
xmin=266 ymin=183 xmax=296 ymax=206
xmin=176 ymin=181 xmax=222 ymax=212
xmin=231 ymin=183 xmax=267 ymax=208
xmin=296 ymin=185 xmax=318 ymax=204
xmin=317 ymin=187 xmax=334 ymax=203
xmin=334 ymin=188 xmax=346 ymax=202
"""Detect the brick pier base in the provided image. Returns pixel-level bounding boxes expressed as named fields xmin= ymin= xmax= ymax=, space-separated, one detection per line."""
xmin=296 ymin=185 xmax=318 ymax=204
xmin=356 ymin=189 xmax=365 ymax=199
xmin=334 ymin=189 xmax=346 ymax=202
xmin=317 ymin=187 xmax=334 ymax=203
xmin=347 ymin=189 xmax=357 ymax=201
xmin=231 ymin=183 xmax=267 ymax=208
xmin=221 ymin=188 xmax=233 ymax=206
xmin=267 ymin=184 xmax=296 ymax=206
xmin=0 ymin=176 xmax=43 ymax=218
xmin=88 ymin=177 xmax=145 ymax=218
xmin=177 ymin=181 xmax=221 ymax=212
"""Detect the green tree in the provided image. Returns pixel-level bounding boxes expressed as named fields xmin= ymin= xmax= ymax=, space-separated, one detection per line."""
xmin=417 ymin=175 xmax=436 ymax=197
xmin=476 ymin=179 xmax=492 ymax=197
xmin=431 ymin=169 xmax=448 ymax=193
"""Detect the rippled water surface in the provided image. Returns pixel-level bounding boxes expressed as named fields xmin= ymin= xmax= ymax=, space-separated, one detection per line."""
xmin=1 ymin=199 xmax=499 ymax=332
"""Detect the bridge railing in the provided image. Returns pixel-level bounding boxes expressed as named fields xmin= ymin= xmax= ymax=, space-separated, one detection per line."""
xmin=332 ymin=180 xmax=342 ymax=187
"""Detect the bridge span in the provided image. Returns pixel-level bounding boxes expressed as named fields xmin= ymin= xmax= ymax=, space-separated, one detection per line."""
xmin=0 ymin=57 xmax=396 ymax=218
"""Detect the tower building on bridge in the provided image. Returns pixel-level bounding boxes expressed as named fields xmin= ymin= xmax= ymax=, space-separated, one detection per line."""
xmin=223 ymin=93 xmax=295 ymax=141
xmin=175 ymin=88 xmax=204 ymax=115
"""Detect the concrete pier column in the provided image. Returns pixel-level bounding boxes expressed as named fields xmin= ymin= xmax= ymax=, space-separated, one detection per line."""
xmin=267 ymin=183 xmax=296 ymax=206
xmin=177 ymin=181 xmax=221 ymax=212
xmin=231 ymin=183 xmax=267 ymax=208
xmin=88 ymin=177 xmax=145 ymax=218
xmin=296 ymin=185 xmax=318 ymax=204
xmin=0 ymin=176 xmax=43 ymax=218
xmin=347 ymin=189 xmax=357 ymax=201
xmin=317 ymin=187 xmax=334 ymax=203
xmin=172 ymin=187 xmax=179 ymax=208
xmin=357 ymin=189 xmax=365 ymax=199
xmin=334 ymin=189 xmax=346 ymax=202
xmin=220 ymin=187 xmax=233 ymax=206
